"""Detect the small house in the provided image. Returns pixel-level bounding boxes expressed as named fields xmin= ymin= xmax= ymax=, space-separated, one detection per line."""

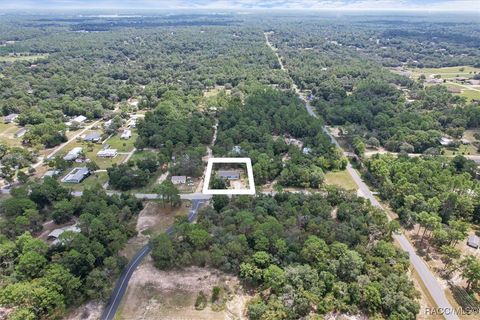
xmin=43 ymin=170 xmax=61 ymax=179
xmin=218 ymin=170 xmax=240 ymax=180
xmin=48 ymin=225 xmax=81 ymax=244
xmin=121 ymin=129 xmax=132 ymax=139
xmin=103 ymin=119 xmax=113 ymax=128
xmin=83 ymin=132 xmax=101 ymax=143
xmin=3 ymin=113 xmax=18 ymax=124
xmin=467 ymin=235 xmax=480 ymax=249
xmin=171 ymin=176 xmax=186 ymax=185
xmin=97 ymin=149 xmax=118 ymax=158
xmin=126 ymin=119 xmax=136 ymax=128
xmin=61 ymin=167 xmax=90 ymax=183
xmin=63 ymin=147 xmax=83 ymax=161
xmin=72 ymin=115 xmax=87 ymax=124
xmin=439 ymin=137 xmax=454 ymax=146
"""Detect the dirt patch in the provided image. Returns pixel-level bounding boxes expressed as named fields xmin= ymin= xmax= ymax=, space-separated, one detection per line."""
xmin=64 ymin=301 xmax=103 ymax=320
xmin=116 ymin=258 xmax=249 ymax=320
xmin=120 ymin=201 xmax=188 ymax=260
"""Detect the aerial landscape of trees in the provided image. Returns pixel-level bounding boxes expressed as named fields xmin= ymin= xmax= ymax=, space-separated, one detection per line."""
xmin=1 ymin=11 xmax=480 ymax=320
xmin=213 ymin=87 xmax=346 ymax=187
xmin=0 ymin=182 xmax=142 ymax=319
xmin=151 ymin=193 xmax=419 ymax=319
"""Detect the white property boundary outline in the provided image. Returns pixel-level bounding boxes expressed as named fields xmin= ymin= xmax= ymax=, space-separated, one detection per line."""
xmin=203 ymin=157 xmax=255 ymax=195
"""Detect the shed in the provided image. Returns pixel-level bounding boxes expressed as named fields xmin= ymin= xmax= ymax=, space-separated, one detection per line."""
xmin=218 ymin=170 xmax=240 ymax=180
xmin=171 ymin=176 xmax=186 ymax=185
xmin=467 ymin=235 xmax=480 ymax=249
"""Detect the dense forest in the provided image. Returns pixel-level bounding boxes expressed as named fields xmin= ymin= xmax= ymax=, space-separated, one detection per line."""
xmin=365 ymin=154 xmax=479 ymax=225
xmin=213 ymin=88 xmax=346 ymax=187
xmin=265 ymin=16 xmax=480 ymax=153
xmin=151 ymin=192 xmax=419 ymax=319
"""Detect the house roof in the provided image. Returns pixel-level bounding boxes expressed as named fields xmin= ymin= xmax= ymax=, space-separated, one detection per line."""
xmin=468 ymin=235 xmax=480 ymax=247
xmin=84 ymin=132 xmax=101 ymax=141
xmin=72 ymin=115 xmax=87 ymax=123
xmin=218 ymin=170 xmax=240 ymax=177
xmin=62 ymin=167 xmax=89 ymax=183
xmin=121 ymin=129 xmax=132 ymax=137
xmin=43 ymin=170 xmax=61 ymax=178
xmin=171 ymin=175 xmax=186 ymax=183
xmin=97 ymin=149 xmax=117 ymax=157
xmin=4 ymin=113 xmax=18 ymax=121
xmin=48 ymin=225 xmax=81 ymax=239
xmin=63 ymin=147 xmax=82 ymax=160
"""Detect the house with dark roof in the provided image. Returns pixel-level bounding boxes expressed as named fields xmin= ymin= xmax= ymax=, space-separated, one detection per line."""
xmin=218 ymin=170 xmax=240 ymax=180
xmin=171 ymin=176 xmax=186 ymax=185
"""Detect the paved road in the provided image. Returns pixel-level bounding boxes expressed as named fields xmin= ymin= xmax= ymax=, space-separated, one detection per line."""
xmin=264 ymin=32 xmax=458 ymax=320
xmin=100 ymin=199 xmax=206 ymax=320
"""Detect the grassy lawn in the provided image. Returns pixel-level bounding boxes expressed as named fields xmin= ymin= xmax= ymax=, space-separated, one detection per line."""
xmin=324 ymin=170 xmax=357 ymax=190
xmin=445 ymin=83 xmax=480 ymax=101
xmin=442 ymin=144 xmax=478 ymax=156
xmin=104 ymin=132 xmax=137 ymax=152
xmin=463 ymin=129 xmax=480 ymax=142
xmin=407 ymin=66 xmax=480 ymax=79
xmin=0 ymin=54 xmax=48 ymax=62
xmin=130 ymin=149 xmax=159 ymax=162
xmin=0 ymin=122 xmax=22 ymax=147
xmin=61 ymin=138 xmax=127 ymax=169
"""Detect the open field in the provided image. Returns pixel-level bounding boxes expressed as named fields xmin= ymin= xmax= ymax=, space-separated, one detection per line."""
xmin=105 ymin=132 xmax=137 ymax=152
xmin=0 ymin=122 xmax=22 ymax=147
xmin=445 ymin=83 xmax=480 ymax=101
xmin=324 ymin=170 xmax=357 ymax=190
xmin=407 ymin=66 xmax=480 ymax=79
xmin=120 ymin=201 xmax=189 ymax=260
xmin=441 ymin=144 xmax=478 ymax=156
xmin=0 ymin=54 xmax=48 ymax=62
xmin=60 ymin=136 xmax=128 ymax=170
xmin=115 ymin=262 xmax=248 ymax=320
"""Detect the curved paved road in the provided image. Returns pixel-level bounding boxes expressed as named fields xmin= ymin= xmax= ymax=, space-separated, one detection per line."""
xmin=100 ymin=199 xmax=206 ymax=320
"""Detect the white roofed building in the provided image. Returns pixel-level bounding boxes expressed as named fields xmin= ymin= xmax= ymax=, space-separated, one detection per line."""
xmin=63 ymin=147 xmax=83 ymax=161
xmin=121 ymin=129 xmax=132 ymax=139
xmin=97 ymin=149 xmax=118 ymax=158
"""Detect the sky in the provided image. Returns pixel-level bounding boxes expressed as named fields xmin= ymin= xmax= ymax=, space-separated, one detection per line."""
xmin=0 ymin=0 xmax=479 ymax=12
